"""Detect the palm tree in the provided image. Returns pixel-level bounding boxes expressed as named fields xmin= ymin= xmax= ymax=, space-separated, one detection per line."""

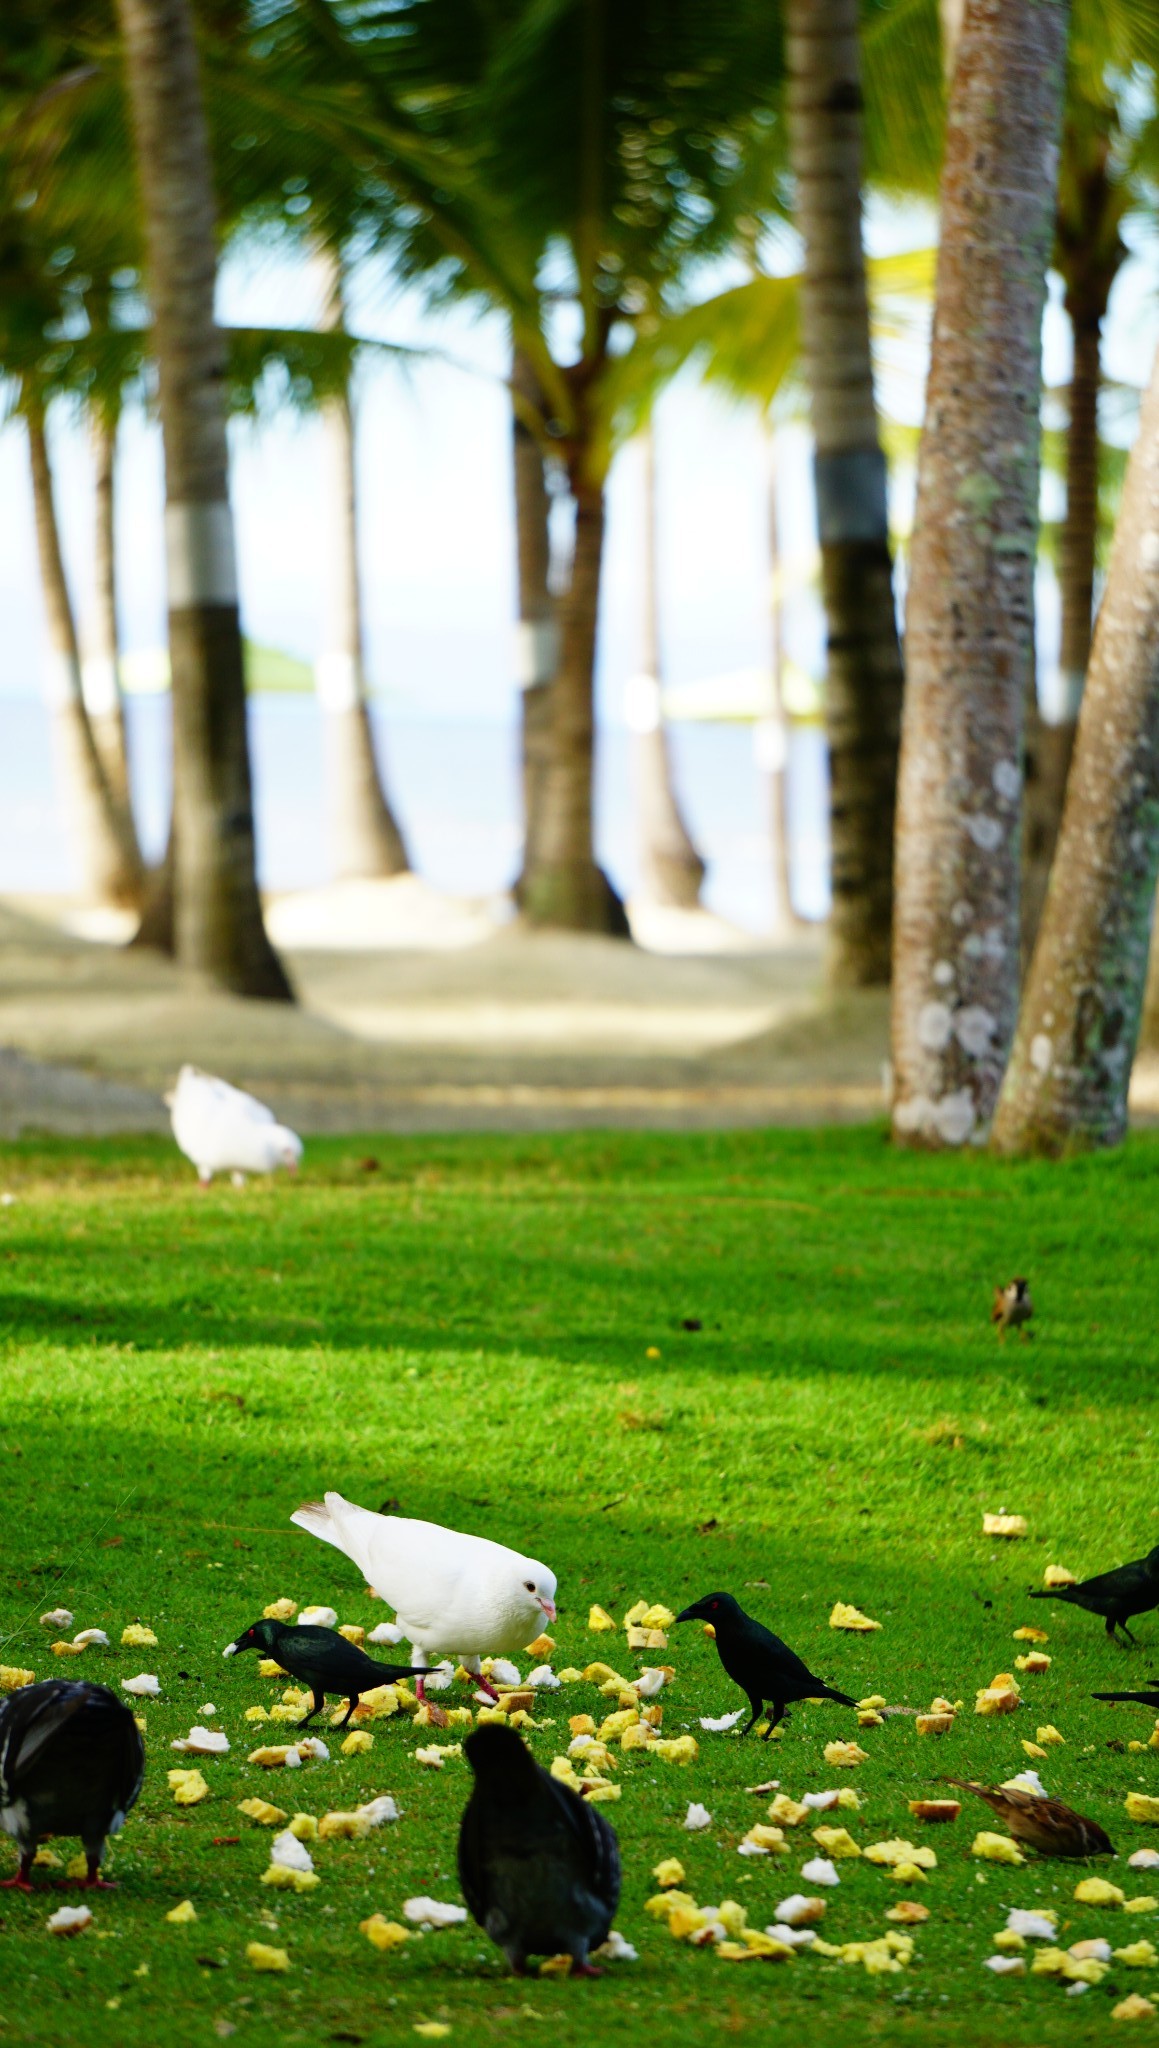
xmin=83 ymin=399 xmax=137 ymax=828
xmin=313 ymin=245 xmax=409 ymax=882
xmin=628 ymin=420 xmax=705 ymax=912
xmin=991 ymin=337 xmax=1159 ymax=1155
xmin=114 ymin=0 xmax=291 ymax=997
xmin=783 ymin=0 xmax=905 ymax=987
xmin=510 ymin=343 xmax=558 ymax=904
xmin=24 ymin=394 xmax=143 ymax=909
xmin=890 ymin=0 xmax=1070 ymax=1149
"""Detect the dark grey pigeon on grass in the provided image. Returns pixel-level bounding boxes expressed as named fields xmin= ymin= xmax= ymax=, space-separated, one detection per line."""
xmin=0 ymin=1680 xmax=144 ymax=1890
xmin=458 ymin=1722 xmax=621 ymax=1976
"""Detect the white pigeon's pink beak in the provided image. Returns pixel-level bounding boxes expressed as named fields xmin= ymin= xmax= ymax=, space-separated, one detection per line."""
xmin=538 ymin=1596 xmax=557 ymax=1623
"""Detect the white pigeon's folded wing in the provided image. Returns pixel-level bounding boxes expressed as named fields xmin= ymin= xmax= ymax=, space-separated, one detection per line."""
xmin=313 ymin=1495 xmax=499 ymax=1638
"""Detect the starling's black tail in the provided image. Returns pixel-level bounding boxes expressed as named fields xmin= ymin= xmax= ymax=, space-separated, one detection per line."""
xmin=369 ymin=1663 xmax=430 ymax=1686
xmin=1093 ymin=1691 xmax=1159 ymax=1707
xmin=1029 ymin=1586 xmax=1073 ymax=1602
xmin=818 ymin=1685 xmax=858 ymax=1708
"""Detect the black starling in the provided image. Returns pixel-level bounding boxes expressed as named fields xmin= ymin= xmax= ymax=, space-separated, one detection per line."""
xmin=675 ymin=1591 xmax=858 ymax=1738
xmin=1029 ymin=1545 xmax=1159 ymax=1644
xmin=458 ymin=1722 xmax=621 ymax=1976
xmin=944 ymin=1777 xmax=1113 ymax=1858
xmin=0 ymin=1680 xmax=145 ymax=1891
xmin=223 ymin=1618 xmax=425 ymax=1728
xmin=1093 ymin=1684 xmax=1159 ymax=1711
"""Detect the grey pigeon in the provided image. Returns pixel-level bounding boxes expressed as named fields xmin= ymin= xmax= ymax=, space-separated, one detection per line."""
xmin=0 ymin=1680 xmax=145 ymax=1890
xmin=458 ymin=1722 xmax=620 ymax=1976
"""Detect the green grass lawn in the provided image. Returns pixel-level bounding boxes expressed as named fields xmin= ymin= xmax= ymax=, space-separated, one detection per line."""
xmin=2 ymin=1126 xmax=1159 ymax=2048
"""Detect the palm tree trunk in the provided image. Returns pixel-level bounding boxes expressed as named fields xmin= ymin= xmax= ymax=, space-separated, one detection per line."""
xmin=83 ymin=410 xmax=139 ymax=844
xmin=511 ymin=344 xmax=558 ymax=903
xmin=520 ymin=451 xmax=626 ymax=934
xmin=315 ymin=248 xmax=408 ymax=881
xmin=26 ymin=401 xmax=143 ymax=911
xmin=630 ymin=422 xmax=704 ymax=910
xmin=991 ymin=338 xmax=1159 ymax=1155
xmin=890 ymin=0 xmax=1069 ymax=1148
xmin=115 ymin=0 xmax=291 ymax=999
xmin=1022 ymin=155 xmax=1124 ymax=959
xmin=785 ymin=0 xmax=905 ymax=988
xmin=759 ymin=420 xmax=800 ymax=933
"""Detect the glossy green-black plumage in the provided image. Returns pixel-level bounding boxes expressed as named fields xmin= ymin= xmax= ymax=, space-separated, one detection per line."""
xmin=676 ymin=1590 xmax=858 ymax=1737
xmin=1031 ymin=1545 xmax=1159 ymax=1643
xmin=224 ymin=1617 xmax=425 ymax=1727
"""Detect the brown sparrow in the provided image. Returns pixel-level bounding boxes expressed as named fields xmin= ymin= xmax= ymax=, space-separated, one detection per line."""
xmin=944 ymin=1777 xmax=1112 ymax=1858
xmin=991 ymin=1276 xmax=1033 ymax=1340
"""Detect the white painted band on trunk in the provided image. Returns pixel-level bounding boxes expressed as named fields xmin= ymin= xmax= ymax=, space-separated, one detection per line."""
xmin=44 ymin=651 xmax=81 ymax=710
xmin=165 ymin=501 xmax=239 ymax=609
xmin=753 ymin=716 xmax=788 ymax=774
xmin=1054 ymin=667 xmax=1085 ymax=722
xmin=81 ymin=655 xmax=121 ymax=719
xmin=624 ymin=671 xmax=662 ymax=734
xmin=514 ymin=618 xmax=560 ymax=689
xmin=315 ymin=650 xmax=364 ymax=712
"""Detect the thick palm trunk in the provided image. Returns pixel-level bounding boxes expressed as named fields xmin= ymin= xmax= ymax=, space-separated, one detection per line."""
xmin=520 ymin=454 xmax=626 ymax=934
xmin=83 ymin=410 xmax=139 ymax=843
xmin=511 ymin=345 xmax=558 ymax=902
xmin=992 ymin=340 xmax=1159 ymax=1155
xmin=26 ymin=403 xmax=142 ymax=911
xmin=759 ymin=421 xmax=799 ymax=933
xmin=890 ymin=0 xmax=1068 ymax=1148
xmin=785 ymin=0 xmax=904 ymax=987
xmin=315 ymin=249 xmax=408 ymax=881
xmin=630 ymin=423 xmax=704 ymax=910
xmin=116 ymin=0 xmax=290 ymax=999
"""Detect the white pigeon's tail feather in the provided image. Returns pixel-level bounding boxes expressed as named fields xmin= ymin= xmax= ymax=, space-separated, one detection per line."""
xmin=289 ymin=1498 xmax=348 ymax=1554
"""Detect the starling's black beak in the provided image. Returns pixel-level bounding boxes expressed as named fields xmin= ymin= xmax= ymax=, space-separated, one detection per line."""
xmin=675 ymin=1603 xmax=702 ymax=1624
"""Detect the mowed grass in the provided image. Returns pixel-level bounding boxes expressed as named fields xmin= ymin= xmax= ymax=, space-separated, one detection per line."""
xmin=1 ymin=1125 xmax=1159 ymax=2048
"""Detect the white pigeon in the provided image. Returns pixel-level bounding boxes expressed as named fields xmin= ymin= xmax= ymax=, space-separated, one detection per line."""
xmin=167 ymin=1065 xmax=303 ymax=1187
xmin=290 ymin=1491 xmax=557 ymax=1701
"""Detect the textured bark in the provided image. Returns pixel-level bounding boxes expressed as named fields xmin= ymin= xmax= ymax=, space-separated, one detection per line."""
xmin=520 ymin=464 xmax=627 ymax=933
xmin=84 ymin=410 xmax=138 ymax=844
xmin=891 ymin=0 xmax=1069 ymax=1148
xmin=116 ymin=0 xmax=291 ymax=998
xmin=761 ymin=421 xmax=799 ymax=932
xmin=631 ymin=424 xmax=704 ymax=909
xmin=26 ymin=404 xmax=143 ymax=911
xmin=992 ymin=340 xmax=1159 ymax=1155
xmin=315 ymin=249 xmax=408 ymax=881
xmin=1021 ymin=684 xmax=1075 ymax=972
xmin=785 ymin=0 xmax=905 ymax=988
xmin=511 ymin=346 xmax=559 ymax=904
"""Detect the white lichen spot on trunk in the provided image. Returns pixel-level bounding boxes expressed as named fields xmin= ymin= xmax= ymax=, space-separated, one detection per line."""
xmin=918 ymin=1002 xmax=954 ymax=1052
xmin=954 ymin=1005 xmax=996 ymax=1056
xmin=992 ymin=758 xmax=1021 ymax=801
xmin=965 ymin=814 xmax=1003 ymax=852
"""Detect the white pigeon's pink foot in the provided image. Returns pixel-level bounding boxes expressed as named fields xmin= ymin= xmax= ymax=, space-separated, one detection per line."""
xmin=473 ymin=1674 xmax=501 ymax=1702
